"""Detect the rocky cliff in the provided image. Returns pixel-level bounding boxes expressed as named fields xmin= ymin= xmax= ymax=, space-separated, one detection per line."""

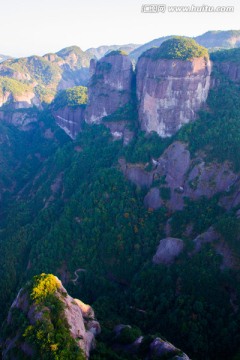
xmin=52 ymin=106 xmax=85 ymax=139
xmin=1 ymin=274 xmax=100 ymax=359
xmin=85 ymin=50 xmax=134 ymax=124
xmin=136 ymin=38 xmax=212 ymax=137
xmin=121 ymin=141 xmax=238 ymax=211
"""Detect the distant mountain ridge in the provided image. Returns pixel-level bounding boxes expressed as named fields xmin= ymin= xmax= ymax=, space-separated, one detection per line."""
xmin=86 ymin=43 xmax=140 ymax=59
xmin=1 ymin=33 xmax=240 ymax=360
xmin=129 ymin=30 xmax=240 ymax=60
xmin=0 ymin=30 xmax=240 ymax=110
xmin=0 ymin=54 xmax=12 ymax=63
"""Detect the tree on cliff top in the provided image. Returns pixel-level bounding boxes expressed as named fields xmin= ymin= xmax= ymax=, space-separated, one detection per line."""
xmin=143 ymin=37 xmax=209 ymax=61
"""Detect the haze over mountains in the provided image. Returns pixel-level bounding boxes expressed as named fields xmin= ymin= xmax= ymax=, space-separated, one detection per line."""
xmin=1 ymin=30 xmax=240 ymax=360
xmin=0 ymin=30 xmax=239 ymax=112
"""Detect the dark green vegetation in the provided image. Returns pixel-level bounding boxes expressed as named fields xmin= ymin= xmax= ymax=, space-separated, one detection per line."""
xmin=141 ymin=37 xmax=209 ymax=61
xmin=102 ymin=103 xmax=137 ymax=124
xmin=1 ymin=52 xmax=240 ymax=360
xmin=1 ymin=274 xmax=85 ymax=359
xmin=53 ymin=86 xmax=88 ymax=109
xmin=210 ymin=47 xmax=240 ymax=62
xmin=176 ymin=75 xmax=240 ymax=171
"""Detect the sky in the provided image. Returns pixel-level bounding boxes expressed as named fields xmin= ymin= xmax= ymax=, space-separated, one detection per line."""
xmin=0 ymin=0 xmax=240 ymax=57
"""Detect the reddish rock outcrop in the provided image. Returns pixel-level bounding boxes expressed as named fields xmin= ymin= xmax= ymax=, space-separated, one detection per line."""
xmin=85 ymin=51 xmax=134 ymax=124
xmin=121 ymin=141 xmax=238 ymax=211
xmin=52 ymin=106 xmax=85 ymax=139
xmin=136 ymin=51 xmax=211 ymax=137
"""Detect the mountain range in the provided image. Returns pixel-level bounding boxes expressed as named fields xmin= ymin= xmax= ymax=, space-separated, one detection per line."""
xmin=0 ymin=31 xmax=240 ymax=360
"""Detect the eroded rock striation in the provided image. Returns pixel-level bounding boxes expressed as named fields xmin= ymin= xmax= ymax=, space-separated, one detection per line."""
xmin=121 ymin=141 xmax=238 ymax=211
xmin=85 ymin=51 xmax=134 ymax=124
xmin=52 ymin=106 xmax=85 ymax=139
xmin=136 ymin=38 xmax=212 ymax=137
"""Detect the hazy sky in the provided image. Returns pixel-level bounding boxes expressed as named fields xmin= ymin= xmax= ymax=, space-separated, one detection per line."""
xmin=0 ymin=0 xmax=239 ymax=57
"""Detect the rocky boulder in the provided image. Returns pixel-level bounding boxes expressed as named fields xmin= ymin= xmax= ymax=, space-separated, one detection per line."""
xmin=153 ymin=237 xmax=184 ymax=264
xmin=112 ymin=324 xmax=190 ymax=359
xmin=85 ymin=51 xmax=134 ymax=124
xmin=150 ymin=338 xmax=190 ymax=359
xmin=144 ymin=187 xmax=162 ymax=210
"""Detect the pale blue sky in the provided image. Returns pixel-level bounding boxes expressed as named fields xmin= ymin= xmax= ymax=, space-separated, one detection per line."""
xmin=1 ymin=0 xmax=239 ymax=57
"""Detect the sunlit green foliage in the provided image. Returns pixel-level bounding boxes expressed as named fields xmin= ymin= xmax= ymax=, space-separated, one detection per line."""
xmin=142 ymin=37 xmax=209 ymax=61
xmin=3 ymin=273 xmax=85 ymax=359
xmin=53 ymin=86 xmax=88 ymax=109
xmin=31 ymin=273 xmax=61 ymax=303
xmin=0 ymin=76 xmax=32 ymax=97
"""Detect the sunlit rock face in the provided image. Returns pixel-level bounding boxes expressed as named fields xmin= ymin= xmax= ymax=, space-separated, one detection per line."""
xmin=136 ymin=50 xmax=212 ymax=137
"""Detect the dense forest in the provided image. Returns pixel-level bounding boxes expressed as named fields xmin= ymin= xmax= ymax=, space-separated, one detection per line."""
xmin=0 ymin=55 xmax=240 ymax=360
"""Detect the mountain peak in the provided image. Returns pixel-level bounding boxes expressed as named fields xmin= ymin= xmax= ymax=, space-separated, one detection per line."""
xmin=141 ymin=37 xmax=209 ymax=61
xmin=56 ymin=45 xmax=85 ymax=57
xmin=1 ymin=273 xmax=100 ymax=359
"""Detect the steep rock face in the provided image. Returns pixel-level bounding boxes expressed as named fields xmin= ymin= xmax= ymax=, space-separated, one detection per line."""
xmin=1 ymin=275 xmax=100 ymax=359
xmin=136 ymin=52 xmax=211 ymax=137
xmin=52 ymin=106 xmax=85 ymax=139
xmin=85 ymin=51 xmax=134 ymax=124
